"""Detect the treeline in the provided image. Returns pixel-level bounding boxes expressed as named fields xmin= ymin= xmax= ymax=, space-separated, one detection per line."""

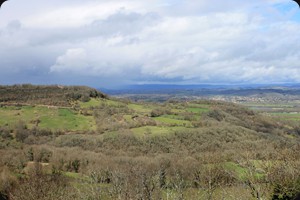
xmin=0 ymin=84 xmax=106 ymax=107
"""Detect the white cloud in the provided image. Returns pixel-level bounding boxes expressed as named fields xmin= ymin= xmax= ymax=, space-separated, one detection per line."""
xmin=1 ymin=0 xmax=300 ymax=87
xmin=50 ymin=48 xmax=89 ymax=73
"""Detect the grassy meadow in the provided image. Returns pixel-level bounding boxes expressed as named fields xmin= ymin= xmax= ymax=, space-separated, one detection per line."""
xmin=0 ymin=105 xmax=96 ymax=131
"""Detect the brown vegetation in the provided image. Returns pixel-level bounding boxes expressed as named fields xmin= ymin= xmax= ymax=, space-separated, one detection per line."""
xmin=0 ymin=84 xmax=106 ymax=107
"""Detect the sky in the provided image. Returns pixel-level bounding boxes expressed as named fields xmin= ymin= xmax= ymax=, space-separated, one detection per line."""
xmin=0 ymin=0 xmax=300 ymax=88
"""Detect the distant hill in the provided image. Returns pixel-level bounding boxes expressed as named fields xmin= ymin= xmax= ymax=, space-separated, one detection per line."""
xmin=103 ymin=84 xmax=300 ymax=103
xmin=103 ymin=83 xmax=300 ymax=95
xmin=0 ymin=84 xmax=106 ymax=107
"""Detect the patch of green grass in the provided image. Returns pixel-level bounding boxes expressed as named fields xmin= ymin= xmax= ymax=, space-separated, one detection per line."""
xmin=0 ymin=106 xmax=42 ymax=128
xmin=0 ymin=106 xmax=96 ymax=131
xmin=63 ymin=172 xmax=91 ymax=182
xmin=105 ymin=99 xmax=126 ymax=107
xmin=224 ymin=162 xmax=248 ymax=180
xmin=102 ymin=131 xmax=119 ymax=140
xmin=130 ymin=126 xmax=188 ymax=137
xmin=128 ymin=103 xmax=153 ymax=114
xmin=270 ymin=112 xmax=300 ymax=121
xmin=241 ymin=103 xmax=293 ymax=108
xmin=79 ymin=97 xmax=128 ymax=108
xmin=187 ymin=103 xmax=210 ymax=108
xmin=154 ymin=116 xmax=192 ymax=127
xmin=123 ymin=114 xmax=133 ymax=121
xmin=79 ymin=98 xmax=125 ymax=108
xmin=224 ymin=161 xmax=265 ymax=181
xmin=64 ymin=172 xmax=83 ymax=179
xmin=186 ymin=107 xmax=209 ymax=114
xmin=170 ymin=108 xmax=188 ymax=115
xmin=161 ymin=114 xmax=185 ymax=120
xmin=271 ymin=112 xmax=300 ymax=116
xmin=123 ymin=114 xmax=136 ymax=124
xmin=79 ymin=98 xmax=101 ymax=108
xmin=39 ymin=110 xmax=95 ymax=131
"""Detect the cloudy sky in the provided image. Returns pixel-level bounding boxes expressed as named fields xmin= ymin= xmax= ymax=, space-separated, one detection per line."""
xmin=0 ymin=0 xmax=300 ymax=88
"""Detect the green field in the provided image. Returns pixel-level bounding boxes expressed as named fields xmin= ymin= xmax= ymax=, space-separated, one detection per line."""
xmin=79 ymin=98 xmax=125 ymax=108
xmin=186 ymin=107 xmax=209 ymax=114
xmin=270 ymin=112 xmax=300 ymax=121
xmin=154 ymin=116 xmax=192 ymax=127
xmin=0 ymin=99 xmax=213 ymax=133
xmin=0 ymin=106 xmax=96 ymax=131
xmin=240 ymin=101 xmax=300 ymax=122
xmin=127 ymin=103 xmax=153 ymax=114
xmin=79 ymin=98 xmax=101 ymax=108
xmin=130 ymin=126 xmax=188 ymax=137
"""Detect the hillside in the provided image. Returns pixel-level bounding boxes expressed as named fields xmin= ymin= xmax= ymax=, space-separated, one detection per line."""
xmin=0 ymin=84 xmax=106 ymax=107
xmin=0 ymin=85 xmax=300 ymax=200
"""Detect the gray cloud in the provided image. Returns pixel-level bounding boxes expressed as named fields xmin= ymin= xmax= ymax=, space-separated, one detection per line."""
xmin=90 ymin=10 xmax=160 ymax=36
xmin=0 ymin=0 xmax=300 ymax=87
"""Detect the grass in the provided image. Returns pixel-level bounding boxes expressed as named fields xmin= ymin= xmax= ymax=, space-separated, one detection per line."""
xmin=240 ymin=101 xmax=300 ymax=121
xmin=241 ymin=103 xmax=293 ymax=108
xmin=171 ymin=108 xmax=188 ymax=114
xmin=123 ymin=114 xmax=134 ymax=121
xmin=39 ymin=110 xmax=96 ymax=131
xmin=79 ymin=98 xmax=125 ymax=108
xmin=102 ymin=131 xmax=120 ymax=140
xmin=186 ymin=107 xmax=209 ymax=115
xmin=64 ymin=172 xmax=87 ymax=179
xmin=0 ymin=106 xmax=96 ymax=131
xmin=79 ymin=98 xmax=101 ymax=108
xmin=105 ymin=99 xmax=126 ymax=107
xmin=64 ymin=172 xmax=80 ymax=179
xmin=154 ymin=116 xmax=192 ymax=127
xmin=224 ymin=161 xmax=265 ymax=181
xmin=130 ymin=126 xmax=188 ymax=137
xmin=160 ymin=114 xmax=185 ymax=120
xmin=270 ymin=112 xmax=300 ymax=121
xmin=224 ymin=162 xmax=249 ymax=180
xmin=187 ymin=103 xmax=210 ymax=108
xmin=127 ymin=103 xmax=153 ymax=114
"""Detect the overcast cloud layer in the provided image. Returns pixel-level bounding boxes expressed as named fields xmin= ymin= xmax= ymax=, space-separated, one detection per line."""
xmin=0 ymin=0 xmax=300 ymax=88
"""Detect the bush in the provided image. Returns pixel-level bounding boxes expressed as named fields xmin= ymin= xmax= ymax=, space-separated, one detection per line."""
xmin=10 ymin=163 xmax=72 ymax=200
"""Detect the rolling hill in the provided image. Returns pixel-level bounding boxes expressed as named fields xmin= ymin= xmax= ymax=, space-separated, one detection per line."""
xmin=0 ymin=84 xmax=299 ymax=200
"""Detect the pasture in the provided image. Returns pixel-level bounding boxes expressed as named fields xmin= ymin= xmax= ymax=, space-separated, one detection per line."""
xmin=0 ymin=105 xmax=96 ymax=131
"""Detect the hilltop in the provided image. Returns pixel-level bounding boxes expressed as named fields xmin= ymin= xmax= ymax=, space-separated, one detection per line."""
xmin=0 ymin=85 xmax=300 ymax=200
xmin=0 ymin=84 xmax=106 ymax=107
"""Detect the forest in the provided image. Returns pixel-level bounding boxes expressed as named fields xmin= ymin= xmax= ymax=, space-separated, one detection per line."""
xmin=0 ymin=85 xmax=300 ymax=200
